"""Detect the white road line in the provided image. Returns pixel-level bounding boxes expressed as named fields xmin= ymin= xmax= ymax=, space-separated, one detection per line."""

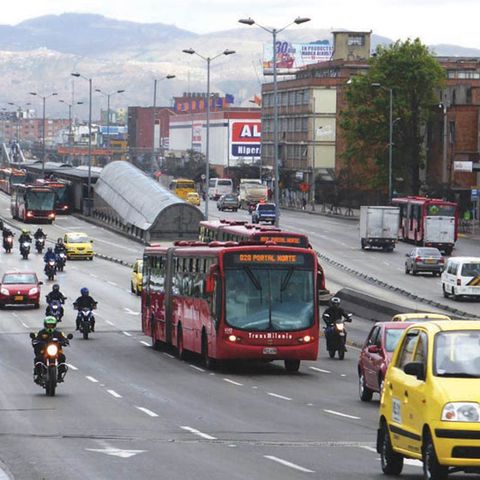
xmin=107 ymin=281 xmax=118 ymax=287
xmin=107 ymin=389 xmax=122 ymax=399
xmin=264 ymin=455 xmax=314 ymax=473
xmin=223 ymin=378 xmax=243 ymax=386
xmin=382 ymin=261 xmax=390 ymax=266
xmin=12 ymin=312 xmax=18 ymax=318
xmin=21 ymin=322 xmax=29 ymax=328
xmin=267 ymin=392 xmax=292 ymax=401
xmin=90 ymin=273 xmax=98 ymax=278
xmin=189 ymin=365 xmax=205 ymax=372
xmin=135 ymin=406 xmax=159 ymax=417
xmin=309 ymin=366 xmax=331 ymax=374
xmin=105 ymin=320 xmax=114 ymax=326
xmin=123 ymin=331 xmax=132 ymax=337
xmin=323 ymin=409 xmax=360 ymax=420
xmin=360 ymin=446 xmax=377 ymax=453
xmin=163 ymin=352 xmax=174 ymax=359
xmin=140 ymin=341 xmax=150 ymax=347
xmin=86 ymin=376 xmax=99 ymax=383
xmin=66 ymin=363 xmax=78 ymax=371
xmin=180 ymin=426 xmax=217 ymax=440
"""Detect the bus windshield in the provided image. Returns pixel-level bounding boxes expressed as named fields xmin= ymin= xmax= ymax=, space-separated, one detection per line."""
xmin=26 ymin=190 xmax=55 ymax=210
xmin=11 ymin=174 xmax=26 ymax=185
xmin=225 ymin=267 xmax=314 ymax=332
xmin=426 ymin=205 xmax=456 ymax=216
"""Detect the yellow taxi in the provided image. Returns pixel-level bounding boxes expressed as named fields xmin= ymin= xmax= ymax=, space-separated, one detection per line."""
xmin=131 ymin=259 xmax=143 ymax=296
xmin=391 ymin=312 xmax=451 ymax=322
xmin=378 ymin=321 xmax=480 ymax=478
xmin=186 ymin=191 xmax=200 ymax=206
xmin=64 ymin=232 xmax=94 ymax=260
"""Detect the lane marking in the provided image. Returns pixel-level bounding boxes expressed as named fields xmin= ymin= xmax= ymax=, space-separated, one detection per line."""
xmin=90 ymin=273 xmax=98 ymax=278
xmin=180 ymin=426 xmax=216 ymax=440
xmin=140 ymin=341 xmax=150 ymax=347
xmin=163 ymin=353 xmax=174 ymax=359
xmin=267 ymin=392 xmax=292 ymax=401
xmin=135 ymin=406 xmax=159 ymax=417
xmin=86 ymin=376 xmax=98 ymax=383
xmin=66 ymin=363 xmax=78 ymax=371
xmin=124 ymin=308 xmax=140 ymax=316
xmin=107 ymin=389 xmax=122 ymax=399
xmin=21 ymin=322 xmax=29 ymax=329
xmin=360 ymin=446 xmax=377 ymax=453
xmin=107 ymin=281 xmax=118 ymax=287
xmin=323 ymin=409 xmax=360 ymax=420
xmin=12 ymin=312 xmax=18 ymax=318
xmin=223 ymin=378 xmax=243 ymax=386
xmin=309 ymin=366 xmax=331 ymax=374
xmin=264 ymin=455 xmax=314 ymax=473
xmin=189 ymin=365 xmax=205 ymax=372
xmin=123 ymin=331 xmax=132 ymax=337
xmin=105 ymin=320 xmax=114 ymax=326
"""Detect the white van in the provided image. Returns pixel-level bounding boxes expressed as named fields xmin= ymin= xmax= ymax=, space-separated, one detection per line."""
xmin=208 ymin=178 xmax=233 ymax=200
xmin=441 ymin=256 xmax=480 ymax=300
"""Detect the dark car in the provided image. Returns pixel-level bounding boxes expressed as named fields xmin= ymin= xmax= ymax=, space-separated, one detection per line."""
xmin=357 ymin=321 xmax=413 ymax=401
xmin=0 ymin=271 xmax=42 ymax=309
xmin=251 ymin=203 xmax=277 ymax=224
xmin=405 ymin=247 xmax=444 ymax=276
xmin=217 ymin=194 xmax=239 ymax=212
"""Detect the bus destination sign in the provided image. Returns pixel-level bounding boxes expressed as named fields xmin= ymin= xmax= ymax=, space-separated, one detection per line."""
xmin=257 ymin=235 xmax=308 ymax=247
xmin=226 ymin=252 xmax=307 ymax=266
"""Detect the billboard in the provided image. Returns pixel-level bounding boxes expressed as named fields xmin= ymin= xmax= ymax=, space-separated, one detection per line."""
xmin=229 ymin=120 xmax=261 ymax=159
xmin=263 ymin=41 xmax=333 ymax=75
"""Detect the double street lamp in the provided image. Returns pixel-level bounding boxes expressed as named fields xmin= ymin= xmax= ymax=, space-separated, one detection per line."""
xmin=7 ymin=101 xmax=31 ymax=149
xmin=152 ymin=75 xmax=175 ymax=167
xmin=71 ymin=72 xmax=93 ymax=215
xmin=29 ymin=91 xmax=58 ymax=174
xmin=182 ymin=48 xmax=235 ymax=220
xmin=59 ymin=99 xmax=84 ymax=147
xmin=239 ymin=16 xmax=311 ymax=226
xmin=95 ymin=88 xmax=125 ymax=147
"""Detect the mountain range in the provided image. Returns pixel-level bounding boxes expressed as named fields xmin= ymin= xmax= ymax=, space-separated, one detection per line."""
xmin=1 ymin=13 xmax=479 ymax=119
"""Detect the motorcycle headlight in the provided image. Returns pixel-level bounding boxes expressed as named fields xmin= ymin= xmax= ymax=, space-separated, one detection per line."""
xmin=442 ymin=402 xmax=480 ymax=422
xmin=49 ymin=261 xmax=55 ymax=265
xmin=46 ymin=344 xmax=58 ymax=356
xmin=1 ymin=288 xmax=9 ymax=296
xmin=28 ymin=287 xmax=38 ymax=295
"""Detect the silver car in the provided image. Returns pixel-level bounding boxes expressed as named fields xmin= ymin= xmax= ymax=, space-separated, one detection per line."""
xmin=405 ymin=247 xmax=444 ymax=276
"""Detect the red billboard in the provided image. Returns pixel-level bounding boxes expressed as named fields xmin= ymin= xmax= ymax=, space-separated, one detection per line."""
xmin=229 ymin=120 xmax=261 ymax=159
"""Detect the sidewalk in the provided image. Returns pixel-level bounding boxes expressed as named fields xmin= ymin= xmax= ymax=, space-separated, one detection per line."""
xmin=281 ymin=201 xmax=359 ymax=221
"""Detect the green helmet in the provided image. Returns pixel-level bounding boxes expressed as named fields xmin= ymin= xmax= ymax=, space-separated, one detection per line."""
xmin=44 ymin=316 xmax=57 ymax=332
xmin=21 ymin=228 xmax=29 ymax=235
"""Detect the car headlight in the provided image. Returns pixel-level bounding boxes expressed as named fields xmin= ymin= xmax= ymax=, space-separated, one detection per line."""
xmin=442 ymin=402 xmax=480 ymax=422
xmin=28 ymin=287 xmax=38 ymax=295
xmin=1 ymin=288 xmax=9 ymax=296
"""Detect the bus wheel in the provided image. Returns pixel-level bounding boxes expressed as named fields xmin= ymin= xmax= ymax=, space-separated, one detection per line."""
xmin=284 ymin=359 xmax=300 ymax=372
xmin=202 ymin=333 xmax=216 ymax=370
xmin=177 ymin=326 xmax=186 ymax=360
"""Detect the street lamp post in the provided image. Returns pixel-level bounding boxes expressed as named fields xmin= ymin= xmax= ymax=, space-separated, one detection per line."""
xmin=8 ymin=101 xmax=31 ymax=148
xmin=71 ymin=72 xmax=93 ymax=215
xmin=95 ymin=88 xmax=125 ymax=147
xmin=59 ymin=100 xmax=84 ymax=146
xmin=239 ymin=16 xmax=310 ymax=226
xmin=152 ymin=75 xmax=175 ymax=168
xmin=182 ymin=49 xmax=235 ymax=219
xmin=29 ymin=91 xmax=58 ymax=174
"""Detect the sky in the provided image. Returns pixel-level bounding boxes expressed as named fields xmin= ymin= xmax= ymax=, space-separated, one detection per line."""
xmin=2 ymin=0 xmax=480 ymax=49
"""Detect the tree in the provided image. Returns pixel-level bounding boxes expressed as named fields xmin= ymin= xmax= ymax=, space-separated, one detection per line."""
xmin=340 ymin=38 xmax=445 ymax=197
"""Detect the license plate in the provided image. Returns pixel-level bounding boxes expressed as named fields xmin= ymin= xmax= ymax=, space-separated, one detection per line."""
xmin=263 ymin=347 xmax=278 ymax=355
xmin=425 ymin=259 xmax=436 ymax=264
xmin=14 ymin=295 xmax=23 ymax=301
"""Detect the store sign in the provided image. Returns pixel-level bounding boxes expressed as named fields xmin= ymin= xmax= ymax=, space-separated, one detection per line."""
xmin=229 ymin=120 xmax=261 ymax=158
xmin=454 ymin=161 xmax=473 ymax=172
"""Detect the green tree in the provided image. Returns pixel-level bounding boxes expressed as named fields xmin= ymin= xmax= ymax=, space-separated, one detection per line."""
xmin=341 ymin=38 xmax=445 ymax=197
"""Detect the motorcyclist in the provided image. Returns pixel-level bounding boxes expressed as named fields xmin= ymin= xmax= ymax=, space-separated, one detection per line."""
xmin=18 ymin=228 xmax=31 ymax=248
xmin=43 ymin=247 xmax=56 ymax=263
xmin=34 ymin=228 xmax=46 ymax=240
xmin=74 ymin=287 xmax=97 ymax=332
xmin=2 ymin=226 xmax=14 ymax=240
xmin=45 ymin=284 xmax=66 ymax=319
xmin=323 ymin=297 xmax=351 ymax=349
xmin=32 ymin=316 xmax=69 ymax=383
xmin=54 ymin=238 xmax=66 ymax=255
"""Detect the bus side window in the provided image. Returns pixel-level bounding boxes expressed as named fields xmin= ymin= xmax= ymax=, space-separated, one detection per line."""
xmin=211 ymin=274 xmax=221 ymax=329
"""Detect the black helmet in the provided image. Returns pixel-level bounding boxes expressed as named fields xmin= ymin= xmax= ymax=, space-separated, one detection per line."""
xmin=81 ymin=287 xmax=89 ymax=296
xmin=52 ymin=284 xmax=60 ymax=291
xmin=57 ymin=238 xmax=63 ymax=243
xmin=47 ymin=247 xmax=53 ymax=253
xmin=330 ymin=297 xmax=341 ymax=307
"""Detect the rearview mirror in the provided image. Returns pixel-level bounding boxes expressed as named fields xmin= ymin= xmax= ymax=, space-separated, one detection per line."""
xmin=38 ymin=281 xmax=43 ymax=285
xmin=29 ymin=332 xmax=35 ymax=339
xmin=404 ymin=361 xmax=425 ymax=380
xmin=67 ymin=333 xmax=73 ymax=340
xmin=367 ymin=345 xmax=380 ymax=354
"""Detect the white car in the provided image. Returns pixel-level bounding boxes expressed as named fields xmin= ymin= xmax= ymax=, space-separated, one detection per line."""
xmin=441 ymin=256 xmax=480 ymax=300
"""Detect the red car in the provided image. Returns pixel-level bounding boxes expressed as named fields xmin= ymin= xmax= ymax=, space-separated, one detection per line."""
xmin=357 ymin=321 xmax=413 ymax=401
xmin=0 ymin=271 xmax=42 ymax=309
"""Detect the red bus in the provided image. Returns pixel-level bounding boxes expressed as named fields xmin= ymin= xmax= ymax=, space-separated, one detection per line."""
xmin=0 ymin=167 xmax=27 ymax=195
xmin=34 ymin=178 xmax=73 ymax=213
xmin=10 ymin=184 xmax=56 ymax=223
xmin=142 ymin=241 xmax=320 ymax=372
xmin=391 ymin=196 xmax=458 ymax=254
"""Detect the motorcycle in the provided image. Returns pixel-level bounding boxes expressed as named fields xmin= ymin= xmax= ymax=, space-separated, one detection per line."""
xmin=20 ymin=241 xmax=31 ymax=260
xmin=56 ymin=252 xmax=67 ymax=272
xmin=30 ymin=332 xmax=73 ymax=396
xmin=35 ymin=237 xmax=46 ymax=253
xmin=3 ymin=235 xmax=14 ymax=253
xmin=45 ymin=260 xmax=57 ymax=281
xmin=75 ymin=303 xmax=97 ymax=340
xmin=323 ymin=313 xmax=352 ymax=360
xmin=46 ymin=299 xmax=65 ymax=322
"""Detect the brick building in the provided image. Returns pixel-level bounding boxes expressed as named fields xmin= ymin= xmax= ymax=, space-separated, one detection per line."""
xmin=0 ymin=117 xmax=70 ymax=145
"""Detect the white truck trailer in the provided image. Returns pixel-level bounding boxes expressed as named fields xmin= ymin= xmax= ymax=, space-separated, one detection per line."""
xmin=360 ymin=206 xmax=400 ymax=251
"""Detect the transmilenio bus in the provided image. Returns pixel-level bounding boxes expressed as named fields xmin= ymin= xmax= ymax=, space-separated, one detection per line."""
xmin=10 ymin=184 xmax=56 ymax=223
xmin=0 ymin=167 xmax=27 ymax=195
xmin=141 ymin=241 xmax=321 ymax=372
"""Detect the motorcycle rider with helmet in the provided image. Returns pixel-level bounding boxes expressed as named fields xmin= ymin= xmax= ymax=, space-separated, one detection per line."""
xmin=323 ymin=297 xmax=352 ymax=348
xmin=32 ymin=316 xmax=69 ymax=383
xmin=45 ymin=284 xmax=67 ymax=320
xmin=18 ymin=228 xmax=31 ymax=251
xmin=74 ymin=288 xmax=97 ymax=332
xmin=34 ymin=228 xmax=46 ymax=241
xmin=54 ymin=238 xmax=66 ymax=255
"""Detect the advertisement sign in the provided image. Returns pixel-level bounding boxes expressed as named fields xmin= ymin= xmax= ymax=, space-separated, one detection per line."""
xmin=454 ymin=161 xmax=473 ymax=172
xmin=263 ymin=41 xmax=333 ymax=75
xmin=229 ymin=120 xmax=261 ymax=159
xmin=192 ymin=122 xmax=203 ymax=149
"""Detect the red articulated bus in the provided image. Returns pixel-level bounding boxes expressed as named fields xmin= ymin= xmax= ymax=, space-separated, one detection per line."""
xmin=34 ymin=178 xmax=73 ymax=214
xmin=391 ymin=196 xmax=458 ymax=254
xmin=0 ymin=167 xmax=27 ymax=195
xmin=10 ymin=184 xmax=56 ymax=223
xmin=198 ymin=219 xmax=329 ymax=299
xmin=142 ymin=241 xmax=320 ymax=372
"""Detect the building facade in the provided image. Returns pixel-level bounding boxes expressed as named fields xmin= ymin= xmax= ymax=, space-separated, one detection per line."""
xmin=0 ymin=117 xmax=70 ymax=145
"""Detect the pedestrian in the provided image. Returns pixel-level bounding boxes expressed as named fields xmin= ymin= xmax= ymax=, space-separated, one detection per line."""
xmin=302 ymin=197 xmax=307 ymax=210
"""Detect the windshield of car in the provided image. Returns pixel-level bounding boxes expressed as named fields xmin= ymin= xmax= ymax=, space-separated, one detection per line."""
xmin=461 ymin=263 xmax=480 ymax=276
xmin=224 ymin=195 xmax=237 ymax=201
xmin=258 ymin=204 xmax=275 ymax=211
xmin=2 ymin=273 xmax=37 ymax=284
xmin=417 ymin=248 xmax=441 ymax=256
xmin=434 ymin=331 xmax=480 ymax=377
xmin=67 ymin=235 xmax=90 ymax=243
xmin=225 ymin=267 xmax=314 ymax=331
xmin=385 ymin=328 xmax=407 ymax=352
xmin=218 ymin=180 xmax=232 ymax=186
